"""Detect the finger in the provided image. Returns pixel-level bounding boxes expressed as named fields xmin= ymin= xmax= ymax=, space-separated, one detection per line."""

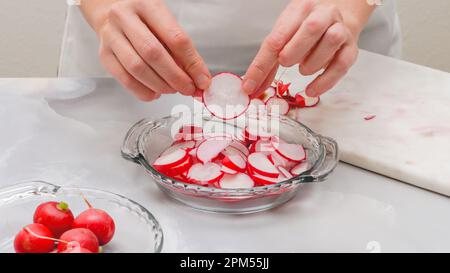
xmin=243 ymin=0 xmax=315 ymax=95
xmin=99 ymin=47 xmax=159 ymax=101
xmin=305 ymin=44 xmax=358 ymax=97
xmin=250 ymin=64 xmax=279 ymax=99
xmin=112 ymin=11 xmax=196 ymax=95
xmin=279 ymin=4 xmax=342 ymax=68
xmin=106 ymin=26 xmax=175 ymax=94
xmin=300 ymin=22 xmax=349 ymax=75
xmin=136 ymin=1 xmax=211 ymax=90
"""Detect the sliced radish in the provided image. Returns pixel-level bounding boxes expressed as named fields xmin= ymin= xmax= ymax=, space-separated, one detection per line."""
xmin=274 ymin=143 xmax=306 ymax=162
xmin=291 ymin=161 xmax=310 ymax=176
xmin=259 ymin=86 xmax=276 ymax=103
xmin=165 ymin=156 xmax=193 ymax=176
xmin=248 ymin=98 xmax=266 ymax=113
xmin=162 ymin=141 xmax=196 ymax=156
xmin=247 ymin=152 xmax=279 ymax=178
xmin=277 ymin=166 xmax=293 ymax=179
xmin=269 ymin=152 xmax=297 ymax=169
xmin=245 ymin=126 xmax=273 ymax=141
xmin=203 ymin=73 xmax=250 ymax=120
xmin=253 ymin=139 xmax=275 ymax=154
xmin=196 ymin=137 xmax=232 ymax=163
xmin=222 ymin=150 xmax=246 ymax=172
xmin=248 ymin=170 xmax=283 ymax=185
xmin=219 ymin=174 xmax=254 ymax=189
xmin=228 ymin=140 xmax=250 ymax=156
xmin=221 ymin=165 xmax=238 ymax=175
xmin=187 ymin=163 xmax=223 ymax=185
xmin=276 ymin=81 xmax=291 ymax=96
xmin=153 ymin=149 xmax=188 ymax=171
xmin=266 ymin=97 xmax=290 ymax=115
xmin=295 ymin=93 xmax=320 ymax=108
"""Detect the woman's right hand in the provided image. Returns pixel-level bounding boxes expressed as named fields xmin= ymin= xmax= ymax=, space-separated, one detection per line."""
xmin=89 ymin=0 xmax=211 ymax=101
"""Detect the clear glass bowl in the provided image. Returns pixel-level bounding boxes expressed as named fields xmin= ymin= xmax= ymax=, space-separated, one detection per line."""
xmin=0 ymin=181 xmax=163 ymax=253
xmin=121 ymin=111 xmax=339 ymax=214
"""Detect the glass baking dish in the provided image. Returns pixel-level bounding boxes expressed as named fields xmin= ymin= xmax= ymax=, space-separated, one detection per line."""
xmin=0 ymin=181 xmax=163 ymax=253
xmin=121 ymin=111 xmax=339 ymax=214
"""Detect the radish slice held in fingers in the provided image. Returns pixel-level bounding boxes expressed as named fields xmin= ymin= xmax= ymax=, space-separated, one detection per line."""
xmin=259 ymin=86 xmax=277 ymax=103
xmin=247 ymin=152 xmax=279 ymax=178
xmin=295 ymin=93 xmax=320 ymax=108
xmin=187 ymin=163 xmax=224 ymax=185
xmin=202 ymin=73 xmax=250 ymax=120
xmin=266 ymin=97 xmax=290 ymax=115
xmin=219 ymin=173 xmax=255 ymax=189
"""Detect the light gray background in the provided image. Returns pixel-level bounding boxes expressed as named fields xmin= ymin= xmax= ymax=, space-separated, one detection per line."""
xmin=1 ymin=0 xmax=450 ymax=77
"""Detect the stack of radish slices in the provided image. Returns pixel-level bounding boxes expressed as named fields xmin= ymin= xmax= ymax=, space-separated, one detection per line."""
xmin=152 ymin=125 xmax=309 ymax=189
xmin=202 ymin=72 xmax=320 ymax=119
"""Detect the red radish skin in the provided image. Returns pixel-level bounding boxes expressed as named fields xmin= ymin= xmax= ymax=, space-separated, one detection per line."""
xmin=221 ymin=165 xmax=238 ymax=175
xmin=202 ymin=73 xmax=250 ymax=120
xmin=33 ymin=201 xmax=74 ymax=237
xmin=219 ymin=173 xmax=254 ymax=189
xmin=14 ymin=224 xmax=55 ymax=253
xmin=153 ymin=149 xmax=188 ymax=171
xmin=222 ymin=151 xmax=246 ymax=172
xmin=187 ymin=163 xmax=224 ymax=185
xmin=276 ymin=81 xmax=291 ymax=96
xmin=57 ymin=228 xmax=99 ymax=253
xmin=247 ymin=152 xmax=279 ymax=178
xmin=73 ymin=205 xmax=115 ymax=246
xmin=295 ymin=93 xmax=320 ymax=108
xmin=162 ymin=141 xmax=196 ymax=156
xmin=274 ymin=143 xmax=306 ymax=162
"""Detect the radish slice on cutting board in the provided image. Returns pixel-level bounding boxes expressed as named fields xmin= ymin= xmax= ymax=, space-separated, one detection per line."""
xmin=203 ymin=73 xmax=250 ymax=120
xmin=248 ymin=152 xmax=279 ymax=178
xmin=219 ymin=173 xmax=255 ymax=189
xmin=187 ymin=163 xmax=223 ymax=185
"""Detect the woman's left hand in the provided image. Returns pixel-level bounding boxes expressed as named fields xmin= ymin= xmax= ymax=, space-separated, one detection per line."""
xmin=242 ymin=0 xmax=360 ymax=97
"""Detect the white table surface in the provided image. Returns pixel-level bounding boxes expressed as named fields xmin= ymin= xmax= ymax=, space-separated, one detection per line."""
xmin=0 ymin=76 xmax=449 ymax=253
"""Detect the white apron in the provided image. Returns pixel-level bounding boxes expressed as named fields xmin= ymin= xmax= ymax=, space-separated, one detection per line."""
xmin=58 ymin=0 xmax=401 ymax=77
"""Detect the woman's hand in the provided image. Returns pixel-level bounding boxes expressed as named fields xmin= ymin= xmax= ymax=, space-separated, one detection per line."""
xmin=82 ymin=0 xmax=211 ymax=101
xmin=243 ymin=0 xmax=368 ymax=98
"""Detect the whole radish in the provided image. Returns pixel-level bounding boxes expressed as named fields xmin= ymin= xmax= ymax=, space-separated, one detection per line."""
xmin=72 ymin=196 xmax=115 ymax=245
xmin=57 ymin=228 xmax=99 ymax=253
xmin=33 ymin=201 xmax=74 ymax=237
xmin=14 ymin=223 xmax=55 ymax=253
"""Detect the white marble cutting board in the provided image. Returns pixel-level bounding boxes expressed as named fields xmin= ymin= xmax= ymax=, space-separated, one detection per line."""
xmin=281 ymin=50 xmax=450 ymax=196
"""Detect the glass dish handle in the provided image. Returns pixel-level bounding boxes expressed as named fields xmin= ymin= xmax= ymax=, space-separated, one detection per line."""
xmin=121 ymin=118 xmax=153 ymax=163
xmin=303 ymin=135 xmax=339 ymax=182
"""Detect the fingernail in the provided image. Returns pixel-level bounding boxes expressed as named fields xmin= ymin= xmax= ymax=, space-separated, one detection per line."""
xmin=195 ymin=74 xmax=210 ymax=90
xmin=242 ymin=79 xmax=257 ymax=94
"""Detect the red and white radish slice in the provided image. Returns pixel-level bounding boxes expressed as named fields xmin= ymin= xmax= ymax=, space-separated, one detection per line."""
xmin=202 ymin=73 xmax=250 ymax=120
xmin=259 ymin=86 xmax=276 ymax=103
xmin=153 ymin=149 xmax=188 ymax=171
xmin=253 ymin=139 xmax=275 ymax=154
xmin=165 ymin=156 xmax=193 ymax=176
xmin=291 ymin=161 xmax=310 ymax=176
xmin=247 ymin=152 xmax=279 ymax=178
xmin=266 ymin=96 xmax=290 ymax=115
xmin=295 ymin=93 xmax=320 ymax=108
xmin=222 ymin=150 xmax=246 ymax=172
xmin=196 ymin=137 xmax=232 ymax=163
xmin=248 ymin=171 xmax=282 ymax=185
xmin=245 ymin=126 xmax=273 ymax=141
xmin=219 ymin=173 xmax=254 ymax=189
xmin=161 ymin=140 xmax=196 ymax=156
xmin=221 ymin=165 xmax=238 ymax=175
xmin=277 ymin=166 xmax=293 ymax=179
xmin=274 ymin=143 xmax=306 ymax=162
xmin=187 ymin=163 xmax=223 ymax=185
xmin=269 ymin=152 xmax=297 ymax=169
xmin=228 ymin=140 xmax=250 ymax=157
